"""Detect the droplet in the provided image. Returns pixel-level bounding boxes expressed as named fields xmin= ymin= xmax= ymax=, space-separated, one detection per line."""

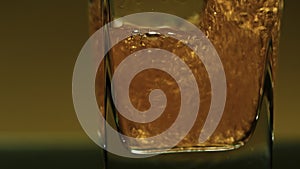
xmin=140 ymin=41 xmax=146 ymax=47
xmin=167 ymin=32 xmax=175 ymax=35
xmin=146 ymin=31 xmax=160 ymax=36
xmin=132 ymin=29 xmax=140 ymax=35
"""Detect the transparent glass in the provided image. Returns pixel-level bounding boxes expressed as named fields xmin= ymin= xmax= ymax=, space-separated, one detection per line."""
xmin=89 ymin=0 xmax=283 ymax=168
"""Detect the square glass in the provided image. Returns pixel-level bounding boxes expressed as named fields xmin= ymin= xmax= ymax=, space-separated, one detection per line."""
xmin=88 ymin=0 xmax=283 ymax=168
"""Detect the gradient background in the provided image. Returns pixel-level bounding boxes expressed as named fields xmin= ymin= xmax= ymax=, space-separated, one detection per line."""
xmin=0 ymin=0 xmax=299 ymax=168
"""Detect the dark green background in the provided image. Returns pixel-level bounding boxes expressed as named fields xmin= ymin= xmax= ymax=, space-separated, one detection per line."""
xmin=0 ymin=0 xmax=299 ymax=168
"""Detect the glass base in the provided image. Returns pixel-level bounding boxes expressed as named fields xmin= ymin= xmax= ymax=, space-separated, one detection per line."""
xmin=130 ymin=143 xmax=244 ymax=155
xmin=104 ymin=93 xmax=273 ymax=169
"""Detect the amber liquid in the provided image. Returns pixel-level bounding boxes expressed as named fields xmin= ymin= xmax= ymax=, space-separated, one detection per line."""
xmin=90 ymin=0 xmax=282 ymax=152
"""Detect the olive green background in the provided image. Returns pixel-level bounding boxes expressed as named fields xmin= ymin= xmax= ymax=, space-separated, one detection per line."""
xmin=0 ymin=0 xmax=299 ymax=166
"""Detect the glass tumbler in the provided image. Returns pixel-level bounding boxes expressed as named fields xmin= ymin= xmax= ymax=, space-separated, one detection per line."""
xmin=88 ymin=0 xmax=283 ymax=168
